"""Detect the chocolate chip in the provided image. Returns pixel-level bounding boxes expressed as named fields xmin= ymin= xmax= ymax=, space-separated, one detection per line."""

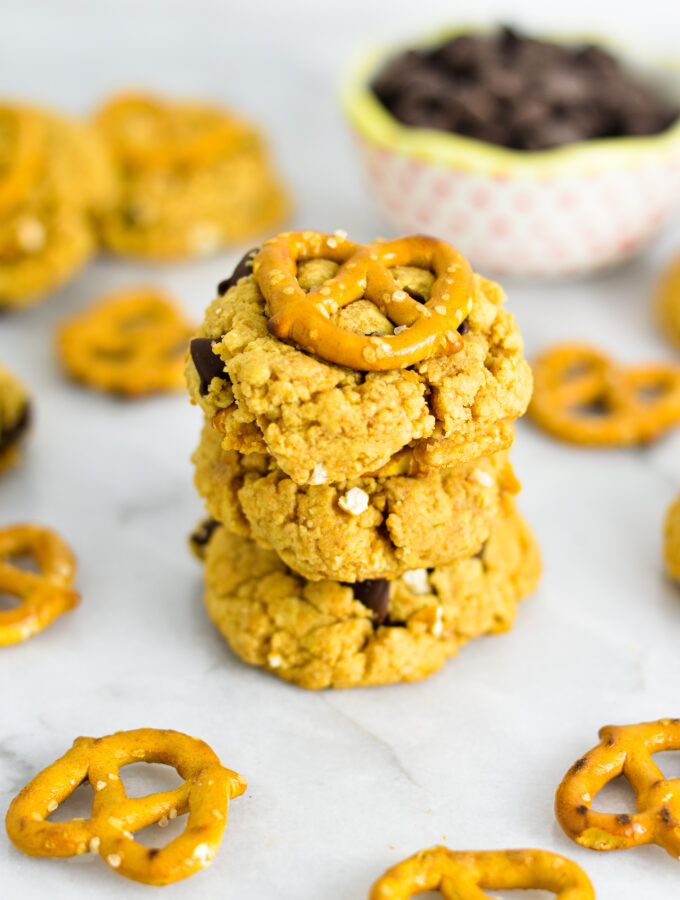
xmin=458 ymin=318 xmax=470 ymax=335
xmin=190 ymin=338 xmax=226 ymax=396
xmin=0 ymin=402 xmax=31 ymax=456
xmin=190 ymin=518 xmax=220 ymax=550
xmin=148 ymin=848 xmax=160 ymax=859
xmin=217 ymin=248 xmax=259 ymax=296
xmin=617 ymin=814 xmax=632 ymax=825
xmin=347 ymin=579 xmax=390 ymax=626
xmin=370 ymin=27 xmax=679 ymax=150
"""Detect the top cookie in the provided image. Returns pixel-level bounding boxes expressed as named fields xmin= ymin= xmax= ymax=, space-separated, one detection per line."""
xmin=187 ymin=232 xmax=532 ymax=485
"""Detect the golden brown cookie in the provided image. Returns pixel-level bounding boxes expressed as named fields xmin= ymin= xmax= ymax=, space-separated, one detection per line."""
xmin=94 ymin=92 xmax=288 ymax=260
xmin=0 ymin=363 xmax=31 ymax=475
xmin=56 ymin=286 xmax=195 ymax=396
xmin=656 ymin=252 xmax=680 ymax=350
xmin=201 ymin=512 xmax=540 ymax=689
xmin=193 ymin=422 xmax=519 ymax=581
xmin=0 ymin=104 xmax=115 ymax=311
xmin=187 ymin=241 xmax=532 ymax=485
xmin=664 ymin=494 xmax=680 ymax=582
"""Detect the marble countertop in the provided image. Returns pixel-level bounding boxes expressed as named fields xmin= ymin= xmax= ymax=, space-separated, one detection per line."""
xmin=3 ymin=2 xmax=680 ymax=897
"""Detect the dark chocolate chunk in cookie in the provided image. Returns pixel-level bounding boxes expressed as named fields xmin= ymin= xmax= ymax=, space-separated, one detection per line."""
xmin=189 ymin=518 xmax=220 ymax=554
xmin=190 ymin=338 xmax=227 ymax=396
xmin=217 ymin=247 xmax=259 ymax=296
xmin=349 ymin=578 xmax=390 ymax=626
xmin=0 ymin=403 xmax=31 ymax=455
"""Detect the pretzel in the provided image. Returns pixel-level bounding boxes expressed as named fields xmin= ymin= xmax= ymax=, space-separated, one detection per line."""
xmin=0 ymin=523 xmax=79 ymax=646
xmin=253 ymin=231 xmax=473 ymax=370
xmin=56 ymin=287 xmax=195 ymax=396
xmin=529 ymin=342 xmax=680 ymax=445
xmin=368 ymin=846 xmax=594 ymax=899
xmin=95 ymin=92 xmax=252 ymax=171
xmin=0 ymin=105 xmax=45 ymax=214
xmin=556 ymin=719 xmax=680 ymax=858
xmin=5 ymin=728 xmax=246 ymax=886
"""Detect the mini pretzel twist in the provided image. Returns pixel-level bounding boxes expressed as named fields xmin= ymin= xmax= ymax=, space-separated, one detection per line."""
xmin=369 ymin=846 xmax=594 ymax=899
xmin=0 ymin=105 xmax=45 ymax=214
xmin=529 ymin=342 xmax=680 ymax=445
xmin=56 ymin=287 xmax=195 ymax=396
xmin=95 ymin=92 xmax=252 ymax=170
xmin=253 ymin=231 xmax=474 ymax=370
xmin=0 ymin=523 xmax=79 ymax=646
xmin=556 ymin=719 xmax=680 ymax=858
xmin=5 ymin=728 xmax=247 ymax=886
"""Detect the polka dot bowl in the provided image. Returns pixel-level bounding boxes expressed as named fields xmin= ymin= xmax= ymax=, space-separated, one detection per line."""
xmin=341 ymin=31 xmax=680 ymax=279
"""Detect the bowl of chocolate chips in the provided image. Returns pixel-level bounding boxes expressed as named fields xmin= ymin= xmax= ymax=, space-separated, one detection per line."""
xmin=342 ymin=26 xmax=680 ymax=278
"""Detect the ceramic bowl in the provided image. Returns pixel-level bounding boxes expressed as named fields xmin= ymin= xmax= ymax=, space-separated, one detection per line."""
xmin=341 ymin=29 xmax=680 ymax=278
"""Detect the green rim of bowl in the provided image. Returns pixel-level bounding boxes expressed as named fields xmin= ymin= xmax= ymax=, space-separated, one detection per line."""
xmin=340 ymin=26 xmax=680 ymax=178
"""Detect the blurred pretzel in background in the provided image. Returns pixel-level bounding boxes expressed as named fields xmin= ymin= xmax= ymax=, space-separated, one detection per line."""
xmin=529 ymin=343 xmax=680 ymax=445
xmin=0 ymin=523 xmax=79 ymax=646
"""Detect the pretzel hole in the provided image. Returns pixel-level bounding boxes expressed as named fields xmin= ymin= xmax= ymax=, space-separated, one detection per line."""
xmin=635 ymin=382 xmax=670 ymax=403
xmin=562 ymin=361 xmax=596 ymax=380
xmin=573 ymin=395 xmax=611 ymax=418
xmin=1 ymin=552 xmax=40 ymax=573
xmin=0 ymin=590 xmax=21 ymax=610
xmin=119 ymin=761 xmax=184 ymax=798
xmin=651 ymin=750 xmax=680 ymax=779
xmin=47 ymin=779 xmax=93 ymax=822
xmin=590 ymin=773 xmax=638 ymax=814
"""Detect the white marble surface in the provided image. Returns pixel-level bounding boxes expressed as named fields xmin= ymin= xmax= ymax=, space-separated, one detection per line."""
xmin=2 ymin=1 xmax=680 ymax=897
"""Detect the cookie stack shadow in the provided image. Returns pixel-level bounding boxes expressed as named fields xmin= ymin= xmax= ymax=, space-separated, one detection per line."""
xmin=186 ymin=236 xmax=541 ymax=689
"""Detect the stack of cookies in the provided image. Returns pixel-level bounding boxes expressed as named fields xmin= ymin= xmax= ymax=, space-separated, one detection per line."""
xmin=186 ymin=230 xmax=540 ymax=689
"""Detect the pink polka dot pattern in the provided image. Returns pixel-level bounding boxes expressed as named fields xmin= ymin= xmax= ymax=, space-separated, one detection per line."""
xmin=355 ymin=139 xmax=680 ymax=279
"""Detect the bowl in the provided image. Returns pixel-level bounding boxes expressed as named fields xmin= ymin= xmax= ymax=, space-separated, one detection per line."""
xmin=341 ymin=29 xmax=680 ymax=279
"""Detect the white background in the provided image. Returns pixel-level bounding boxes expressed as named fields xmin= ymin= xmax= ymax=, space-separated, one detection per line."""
xmin=2 ymin=1 xmax=680 ymax=897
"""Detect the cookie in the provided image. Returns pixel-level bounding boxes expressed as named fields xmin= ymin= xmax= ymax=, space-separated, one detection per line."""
xmin=656 ymin=253 xmax=680 ymax=350
xmin=202 ymin=512 xmax=540 ymax=689
xmin=193 ymin=422 xmax=519 ymax=581
xmin=0 ymin=363 xmax=31 ymax=475
xmin=187 ymin=239 xmax=532 ymax=485
xmin=0 ymin=104 xmax=116 ymax=311
xmin=56 ymin=286 xmax=195 ymax=396
xmin=664 ymin=494 xmax=680 ymax=582
xmin=94 ymin=92 xmax=289 ymax=260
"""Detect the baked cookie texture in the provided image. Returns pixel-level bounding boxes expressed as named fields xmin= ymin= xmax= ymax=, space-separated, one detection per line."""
xmin=0 ymin=104 xmax=116 ymax=311
xmin=665 ymin=495 xmax=680 ymax=582
xmin=94 ymin=93 xmax=289 ymax=260
xmin=202 ymin=512 xmax=541 ymax=689
xmin=193 ymin=422 xmax=520 ymax=582
xmin=0 ymin=363 xmax=30 ymax=475
xmin=187 ymin=258 xmax=532 ymax=485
